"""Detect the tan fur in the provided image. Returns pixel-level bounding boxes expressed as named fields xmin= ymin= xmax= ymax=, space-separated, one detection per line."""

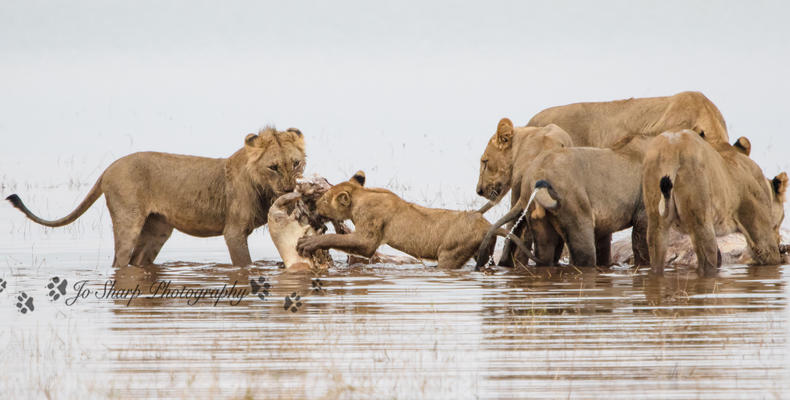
xmin=6 ymin=126 xmax=306 ymax=267
xmin=297 ymin=172 xmax=530 ymax=269
xmin=476 ymin=92 xmax=725 ymax=266
xmin=475 ymin=120 xmax=573 ymax=265
xmin=477 ymin=120 xmax=573 ymax=203
xmin=527 ymin=91 xmax=729 ymax=147
xmin=478 ymin=135 xmax=655 ymax=267
xmin=533 ymin=188 xmax=558 ymax=210
xmin=642 ymin=130 xmax=786 ymax=275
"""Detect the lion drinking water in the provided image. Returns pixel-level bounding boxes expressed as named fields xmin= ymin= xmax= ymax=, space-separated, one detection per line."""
xmin=642 ymin=130 xmax=787 ymax=275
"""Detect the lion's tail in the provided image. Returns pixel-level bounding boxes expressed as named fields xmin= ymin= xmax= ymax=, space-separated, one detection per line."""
xmin=6 ymin=176 xmax=104 ymax=227
xmin=658 ymin=175 xmax=674 ymax=218
xmin=494 ymin=228 xmax=540 ymax=265
xmin=533 ymin=180 xmax=559 ymax=211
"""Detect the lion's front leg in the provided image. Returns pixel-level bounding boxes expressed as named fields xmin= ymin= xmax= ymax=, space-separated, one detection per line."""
xmin=223 ymin=227 xmax=253 ymax=266
xmin=297 ymin=233 xmax=379 ymax=259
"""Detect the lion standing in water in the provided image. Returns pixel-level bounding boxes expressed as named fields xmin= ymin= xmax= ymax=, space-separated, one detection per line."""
xmin=480 ymin=91 xmax=730 ymax=266
xmin=6 ymin=126 xmax=306 ymax=268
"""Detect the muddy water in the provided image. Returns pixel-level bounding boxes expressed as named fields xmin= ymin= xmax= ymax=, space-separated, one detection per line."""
xmin=2 ymin=257 xmax=788 ymax=399
xmin=1 ymin=189 xmax=789 ymax=399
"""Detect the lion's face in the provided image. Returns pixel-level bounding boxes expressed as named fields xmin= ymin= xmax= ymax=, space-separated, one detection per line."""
xmin=315 ymin=171 xmax=366 ymax=222
xmin=244 ymin=127 xmax=306 ymax=195
xmin=476 ymin=118 xmax=514 ymax=201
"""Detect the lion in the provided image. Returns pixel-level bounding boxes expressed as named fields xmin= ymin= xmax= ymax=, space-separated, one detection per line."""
xmin=6 ymin=126 xmax=306 ymax=268
xmin=296 ymin=171 xmax=535 ymax=269
xmin=476 ymin=119 xmax=573 ymax=211
xmin=475 ymin=134 xmax=655 ymax=268
xmin=642 ymin=130 xmax=786 ymax=275
xmin=479 ymin=91 xmax=729 ymax=264
xmin=475 ymin=119 xmax=573 ymax=265
xmin=527 ymin=91 xmax=729 ymax=146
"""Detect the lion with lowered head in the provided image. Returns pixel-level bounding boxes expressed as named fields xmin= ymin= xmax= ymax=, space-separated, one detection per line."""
xmin=475 ymin=118 xmax=572 ymax=265
xmin=642 ymin=130 xmax=786 ymax=275
xmin=476 ymin=119 xmax=573 ymax=212
xmin=6 ymin=126 xmax=306 ymax=268
xmin=296 ymin=171 xmax=534 ymax=269
xmin=478 ymin=91 xmax=730 ymax=266
xmin=476 ymin=134 xmax=656 ymax=268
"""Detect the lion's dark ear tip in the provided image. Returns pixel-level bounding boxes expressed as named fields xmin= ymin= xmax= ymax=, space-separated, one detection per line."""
xmin=352 ymin=171 xmax=366 ymax=186
xmin=287 ymin=127 xmax=303 ymax=137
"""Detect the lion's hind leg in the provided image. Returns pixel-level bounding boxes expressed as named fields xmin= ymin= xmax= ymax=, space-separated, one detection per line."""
xmin=130 ymin=213 xmax=174 ymax=266
xmin=107 ymin=200 xmax=148 ymax=269
xmin=437 ymin=251 xmax=471 ymax=269
xmin=438 ymin=241 xmax=479 ymax=269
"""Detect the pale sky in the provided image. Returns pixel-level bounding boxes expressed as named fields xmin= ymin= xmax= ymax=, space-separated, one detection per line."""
xmin=1 ymin=0 xmax=788 ymax=212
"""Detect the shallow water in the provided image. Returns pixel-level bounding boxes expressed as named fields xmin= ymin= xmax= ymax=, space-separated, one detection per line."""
xmin=1 ymin=188 xmax=789 ymax=399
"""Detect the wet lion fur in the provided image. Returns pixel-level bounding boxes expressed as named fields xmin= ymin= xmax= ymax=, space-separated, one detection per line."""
xmin=477 ymin=91 xmax=728 ymax=267
xmin=296 ymin=171 xmax=534 ymax=269
xmin=6 ymin=126 xmax=306 ymax=267
xmin=476 ymin=134 xmax=656 ymax=268
xmin=642 ymin=129 xmax=787 ymax=275
xmin=475 ymin=119 xmax=573 ymax=266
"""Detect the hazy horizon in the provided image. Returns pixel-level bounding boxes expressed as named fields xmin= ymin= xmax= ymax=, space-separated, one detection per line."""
xmin=2 ymin=1 xmax=789 ymax=250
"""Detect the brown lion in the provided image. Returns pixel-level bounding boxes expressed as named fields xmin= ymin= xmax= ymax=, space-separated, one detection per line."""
xmin=476 ymin=119 xmax=573 ymax=210
xmin=476 ymin=135 xmax=655 ymax=268
xmin=478 ymin=91 xmax=729 ymax=265
xmin=642 ymin=130 xmax=786 ymax=275
xmin=296 ymin=171 xmax=533 ymax=269
xmin=475 ymin=119 xmax=573 ymax=265
xmin=527 ymin=91 xmax=729 ymax=146
xmin=6 ymin=126 xmax=306 ymax=268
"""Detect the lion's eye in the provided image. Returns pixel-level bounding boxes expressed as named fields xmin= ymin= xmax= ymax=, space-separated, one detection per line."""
xmin=269 ymin=165 xmax=279 ymax=173
xmin=293 ymin=160 xmax=301 ymax=170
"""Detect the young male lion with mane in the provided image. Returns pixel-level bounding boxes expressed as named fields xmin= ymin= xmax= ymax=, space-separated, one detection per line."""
xmin=7 ymin=126 xmax=306 ymax=268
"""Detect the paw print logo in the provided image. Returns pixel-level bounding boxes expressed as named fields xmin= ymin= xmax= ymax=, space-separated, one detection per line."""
xmin=46 ymin=276 xmax=68 ymax=301
xmin=249 ymin=277 xmax=271 ymax=301
xmin=311 ymin=278 xmax=324 ymax=294
xmin=283 ymin=292 xmax=302 ymax=313
xmin=16 ymin=292 xmax=35 ymax=314
xmin=0 ymin=278 xmax=6 ymax=293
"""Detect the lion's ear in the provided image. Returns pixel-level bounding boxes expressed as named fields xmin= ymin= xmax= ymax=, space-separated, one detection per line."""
xmin=734 ymin=137 xmax=751 ymax=156
xmin=495 ymin=118 xmax=514 ymax=148
xmin=772 ymin=172 xmax=788 ymax=202
xmin=336 ymin=191 xmax=351 ymax=207
xmin=245 ymin=133 xmax=259 ymax=147
xmin=350 ymin=171 xmax=366 ymax=186
xmin=287 ymin=127 xmax=303 ymax=137
xmin=544 ymin=126 xmax=573 ymax=149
